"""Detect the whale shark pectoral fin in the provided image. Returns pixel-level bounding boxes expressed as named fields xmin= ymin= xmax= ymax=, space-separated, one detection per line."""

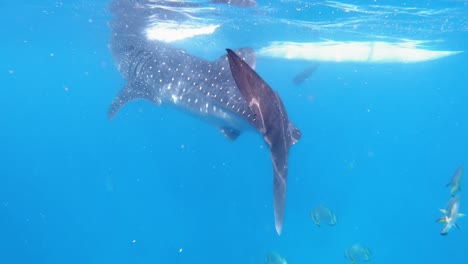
xmin=219 ymin=126 xmax=241 ymax=140
xmin=224 ymin=48 xmax=265 ymax=131
xmin=108 ymin=81 xmax=157 ymax=120
xmin=225 ymin=48 xmax=301 ymax=236
xmin=108 ymin=83 xmax=134 ymax=120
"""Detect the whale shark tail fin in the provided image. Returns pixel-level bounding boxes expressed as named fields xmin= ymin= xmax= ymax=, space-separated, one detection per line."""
xmin=225 ymin=48 xmax=301 ymax=235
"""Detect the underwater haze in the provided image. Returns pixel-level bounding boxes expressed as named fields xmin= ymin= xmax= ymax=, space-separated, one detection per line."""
xmin=1 ymin=0 xmax=468 ymax=263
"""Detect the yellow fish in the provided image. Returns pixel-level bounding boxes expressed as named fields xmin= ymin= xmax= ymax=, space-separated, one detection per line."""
xmin=344 ymin=244 xmax=372 ymax=264
xmin=437 ymin=195 xmax=464 ymax=235
xmin=310 ymin=205 xmax=337 ymax=227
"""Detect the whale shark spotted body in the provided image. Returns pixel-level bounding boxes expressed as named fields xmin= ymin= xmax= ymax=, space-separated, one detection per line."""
xmin=108 ymin=0 xmax=300 ymax=235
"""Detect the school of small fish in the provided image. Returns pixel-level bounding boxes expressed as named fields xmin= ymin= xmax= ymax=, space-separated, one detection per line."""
xmin=267 ymin=165 xmax=465 ymax=263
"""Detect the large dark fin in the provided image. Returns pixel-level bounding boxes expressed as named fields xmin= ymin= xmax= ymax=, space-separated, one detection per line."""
xmin=225 ymin=48 xmax=301 ymax=235
xmin=216 ymin=48 xmax=257 ymax=70
xmin=108 ymin=81 xmax=157 ymax=120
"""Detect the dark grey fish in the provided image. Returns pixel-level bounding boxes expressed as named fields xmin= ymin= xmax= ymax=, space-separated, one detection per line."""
xmin=293 ymin=64 xmax=319 ymax=86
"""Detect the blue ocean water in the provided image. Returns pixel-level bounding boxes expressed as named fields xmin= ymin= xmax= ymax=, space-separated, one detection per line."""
xmin=1 ymin=0 xmax=467 ymax=263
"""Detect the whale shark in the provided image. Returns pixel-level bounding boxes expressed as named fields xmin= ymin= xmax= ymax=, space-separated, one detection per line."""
xmin=108 ymin=0 xmax=300 ymax=235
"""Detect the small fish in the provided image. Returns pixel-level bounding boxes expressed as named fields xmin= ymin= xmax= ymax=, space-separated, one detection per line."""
xmin=437 ymin=194 xmax=465 ymax=235
xmin=344 ymin=244 xmax=372 ymax=264
xmin=446 ymin=165 xmax=463 ymax=196
xmin=265 ymin=252 xmax=287 ymax=264
xmin=292 ymin=64 xmax=319 ymax=85
xmin=310 ymin=205 xmax=337 ymax=227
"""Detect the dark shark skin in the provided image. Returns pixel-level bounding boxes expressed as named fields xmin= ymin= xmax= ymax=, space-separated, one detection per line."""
xmin=108 ymin=0 xmax=300 ymax=235
xmin=108 ymin=0 xmax=258 ymax=140
xmin=226 ymin=49 xmax=301 ymax=235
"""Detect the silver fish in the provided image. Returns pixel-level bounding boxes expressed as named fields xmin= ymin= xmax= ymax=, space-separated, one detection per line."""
xmin=437 ymin=194 xmax=464 ymax=235
xmin=446 ymin=165 xmax=463 ymax=196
